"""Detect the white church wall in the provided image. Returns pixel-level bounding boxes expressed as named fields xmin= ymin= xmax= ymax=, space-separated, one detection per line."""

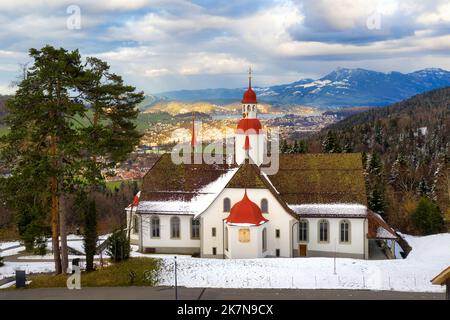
xmin=139 ymin=214 xmax=200 ymax=254
xmin=126 ymin=208 xmax=139 ymax=245
xmin=200 ymin=187 xmax=295 ymax=258
xmin=226 ymin=225 xmax=265 ymax=259
xmin=235 ymin=133 xmax=265 ymax=166
xmin=293 ymin=217 xmax=368 ymax=259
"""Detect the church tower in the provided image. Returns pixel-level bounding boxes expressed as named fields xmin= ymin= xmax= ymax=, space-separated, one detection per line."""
xmin=235 ymin=68 xmax=265 ymax=166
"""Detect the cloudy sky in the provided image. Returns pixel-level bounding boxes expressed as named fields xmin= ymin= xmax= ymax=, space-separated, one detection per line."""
xmin=1 ymin=0 xmax=450 ymax=94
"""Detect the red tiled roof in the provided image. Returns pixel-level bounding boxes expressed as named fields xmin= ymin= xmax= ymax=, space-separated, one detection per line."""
xmin=236 ymin=118 xmax=262 ymax=134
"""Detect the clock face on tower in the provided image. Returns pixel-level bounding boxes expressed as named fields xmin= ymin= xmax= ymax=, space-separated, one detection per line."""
xmin=242 ymin=112 xmax=247 ymax=118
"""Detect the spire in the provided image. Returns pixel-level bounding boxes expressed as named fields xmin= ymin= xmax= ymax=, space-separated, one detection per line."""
xmin=248 ymin=66 xmax=252 ymax=89
xmin=191 ymin=112 xmax=197 ymax=147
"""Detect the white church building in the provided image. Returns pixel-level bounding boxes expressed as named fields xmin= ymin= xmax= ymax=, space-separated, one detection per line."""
xmin=126 ymin=73 xmax=397 ymax=259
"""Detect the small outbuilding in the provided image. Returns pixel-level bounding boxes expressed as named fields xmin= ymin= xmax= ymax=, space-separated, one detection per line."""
xmin=431 ymin=266 xmax=450 ymax=300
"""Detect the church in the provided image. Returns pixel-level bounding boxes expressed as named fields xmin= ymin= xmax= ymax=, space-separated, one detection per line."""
xmin=126 ymin=72 xmax=397 ymax=259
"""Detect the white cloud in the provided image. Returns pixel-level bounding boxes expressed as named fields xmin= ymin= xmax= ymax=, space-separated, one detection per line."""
xmin=1 ymin=0 xmax=450 ymax=94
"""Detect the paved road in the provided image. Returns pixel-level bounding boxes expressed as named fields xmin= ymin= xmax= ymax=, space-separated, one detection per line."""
xmin=0 ymin=286 xmax=444 ymax=300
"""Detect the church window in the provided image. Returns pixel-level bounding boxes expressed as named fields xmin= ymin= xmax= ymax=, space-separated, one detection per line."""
xmin=223 ymin=198 xmax=231 ymax=212
xmin=191 ymin=218 xmax=200 ymax=239
xmin=261 ymin=198 xmax=268 ymax=213
xmin=319 ymin=220 xmax=329 ymax=243
xmin=133 ymin=216 xmax=139 ymax=234
xmin=212 ymin=227 xmax=216 ymax=237
xmin=299 ymin=219 xmax=308 ymax=242
xmin=262 ymin=228 xmax=267 ymax=252
xmin=340 ymin=220 xmax=350 ymax=243
xmin=275 ymin=229 xmax=280 ymax=238
xmin=151 ymin=216 xmax=160 ymax=238
xmin=212 ymin=247 xmax=217 ymax=255
xmin=225 ymin=227 xmax=229 ymax=251
xmin=171 ymin=216 xmax=180 ymax=239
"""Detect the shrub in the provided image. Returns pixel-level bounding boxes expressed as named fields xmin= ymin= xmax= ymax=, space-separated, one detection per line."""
xmin=106 ymin=229 xmax=130 ymax=262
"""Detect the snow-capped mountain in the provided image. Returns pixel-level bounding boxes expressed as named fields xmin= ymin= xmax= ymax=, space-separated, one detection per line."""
xmin=152 ymin=68 xmax=450 ymax=108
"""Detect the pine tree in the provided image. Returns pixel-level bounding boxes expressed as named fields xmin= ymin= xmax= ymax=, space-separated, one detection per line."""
xmin=0 ymin=46 xmax=143 ymax=274
xmin=368 ymin=186 xmax=386 ymax=216
xmin=418 ymin=177 xmax=430 ymax=197
xmin=106 ymin=228 xmax=130 ymax=262
xmin=411 ymin=197 xmax=444 ymax=235
xmin=298 ymin=140 xmax=308 ymax=154
xmin=322 ymin=131 xmax=341 ymax=153
xmin=293 ymin=140 xmax=299 ymax=153
xmin=280 ymin=139 xmax=289 ymax=153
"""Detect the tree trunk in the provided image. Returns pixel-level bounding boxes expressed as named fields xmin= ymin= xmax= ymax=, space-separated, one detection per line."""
xmin=51 ymin=175 xmax=62 ymax=274
xmin=59 ymin=194 xmax=69 ymax=274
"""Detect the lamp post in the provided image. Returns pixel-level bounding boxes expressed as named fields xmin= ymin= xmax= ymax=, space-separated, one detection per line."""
xmin=291 ymin=221 xmax=299 ymax=258
xmin=174 ymin=256 xmax=178 ymax=300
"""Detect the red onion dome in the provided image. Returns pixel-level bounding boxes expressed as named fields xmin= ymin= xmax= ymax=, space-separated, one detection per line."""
xmin=241 ymin=87 xmax=257 ymax=104
xmin=225 ymin=191 xmax=268 ymax=226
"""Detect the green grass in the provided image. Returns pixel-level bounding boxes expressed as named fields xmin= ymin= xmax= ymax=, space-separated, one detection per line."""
xmin=105 ymin=180 xmax=141 ymax=191
xmin=27 ymin=258 xmax=161 ymax=288
xmin=0 ymin=126 xmax=9 ymax=136
xmin=105 ymin=180 xmax=125 ymax=191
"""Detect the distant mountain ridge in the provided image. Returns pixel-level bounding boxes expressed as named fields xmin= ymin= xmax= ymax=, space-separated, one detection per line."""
xmin=149 ymin=68 xmax=450 ymax=108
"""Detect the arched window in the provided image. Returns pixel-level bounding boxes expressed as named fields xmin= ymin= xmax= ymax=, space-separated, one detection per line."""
xmin=318 ymin=219 xmax=329 ymax=243
xmin=223 ymin=198 xmax=231 ymax=212
xmin=340 ymin=220 xmax=350 ymax=243
xmin=191 ymin=218 xmax=200 ymax=239
xmin=133 ymin=215 xmax=139 ymax=234
xmin=225 ymin=227 xmax=229 ymax=251
xmin=298 ymin=219 xmax=308 ymax=242
xmin=150 ymin=216 xmax=160 ymax=238
xmin=261 ymin=199 xmax=268 ymax=213
xmin=171 ymin=216 xmax=180 ymax=239
xmin=262 ymin=228 xmax=267 ymax=252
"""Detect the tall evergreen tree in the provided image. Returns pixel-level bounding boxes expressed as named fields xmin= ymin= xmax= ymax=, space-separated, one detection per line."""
xmin=0 ymin=46 xmax=143 ymax=274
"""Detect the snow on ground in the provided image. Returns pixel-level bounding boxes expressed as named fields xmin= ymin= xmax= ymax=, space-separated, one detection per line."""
xmin=152 ymin=233 xmax=449 ymax=293
xmin=0 ymin=261 xmax=55 ymax=280
xmin=0 ymin=241 xmax=21 ymax=251
xmin=1 ymin=233 xmax=448 ymax=292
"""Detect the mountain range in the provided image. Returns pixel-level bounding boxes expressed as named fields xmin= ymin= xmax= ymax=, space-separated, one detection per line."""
xmin=148 ymin=68 xmax=450 ymax=109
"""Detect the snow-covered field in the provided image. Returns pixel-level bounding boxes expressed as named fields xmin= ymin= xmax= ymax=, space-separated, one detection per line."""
xmin=1 ymin=233 xmax=449 ymax=292
xmin=153 ymin=233 xmax=449 ymax=293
